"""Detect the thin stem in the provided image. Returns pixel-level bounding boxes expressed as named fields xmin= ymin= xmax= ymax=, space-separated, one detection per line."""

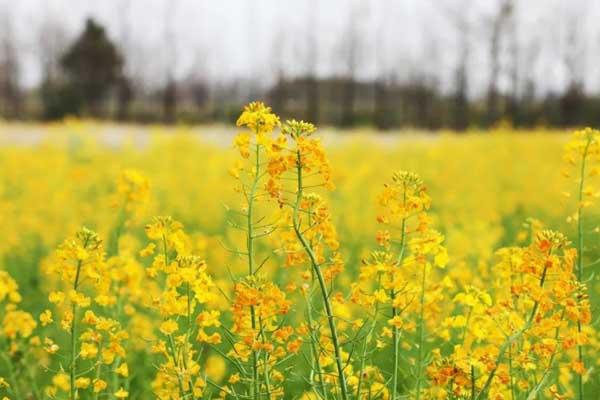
xmin=357 ymin=302 xmax=379 ymax=399
xmin=167 ymin=334 xmax=187 ymax=396
xmin=508 ymin=345 xmax=515 ymax=400
xmin=577 ymin=137 xmax=591 ymax=282
xmin=292 ymin=149 xmax=349 ymax=400
xmin=415 ymin=260 xmax=428 ymax=400
xmin=70 ymin=256 xmax=84 ymax=400
xmin=1 ymin=353 xmax=22 ymax=400
xmin=304 ymin=290 xmax=328 ymax=399
xmin=247 ymin=143 xmax=261 ymax=400
xmin=25 ymin=361 xmax=42 ymax=400
xmin=92 ymin=342 xmax=104 ymax=400
xmin=183 ymin=283 xmax=198 ymax=400
xmin=259 ymin=317 xmax=271 ymax=400
xmin=108 ymin=204 xmax=127 ymax=257
xmin=470 ymin=365 xmax=476 ymax=400
xmin=392 ymin=189 xmax=407 ymax=400
xmin=247 ymin=143 xmax=261 ymax=277
xmin=161 ymin=235 xmax=187 ymax=398
xmin=575 ymin=137 xmax=591 ymax=400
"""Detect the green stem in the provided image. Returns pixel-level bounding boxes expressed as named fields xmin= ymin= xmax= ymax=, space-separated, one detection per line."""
xmin=187 ymin=283 xmax=193 ymax=331
xmin=292 ymin=149 xmax=348 ymax=400
xmin=415 ymin=259 xmax=427 ymax=400
xmin=575 ymin=137 xmax=591 ymax=400
xmin=304 ymin=290 xmax=328 ymax=399
xmin=577 ymin=138 xmax=591 ymax=282
xmin=246 ymin=143 xmax=261 ymax=400
xmin=357 ymin=301 xmax=379 ymax=399
xmin=259 ymin=317 xmax=271 ymax=400
xmin=167 ymin=334 xmax=187 ymax=397
xmin=108 ymin=205 xmax=127 ymax=257
xmin=25 ymin=362 xmax=42 ymax=400
xmin=305 ymin=207 xmax=327 ymax=399
xmin=470 ymin=365 xmax=476 ymax=400
xmin=1 ymin=353 xmax=22 ymax=400
xmin=392 ymin=189 xmax=407 ymax=400
xmin=92 ymin=342 xmax=104 ymax=400
xmin=183 ymin=283 xmax=198 ymax=400
xmin=161 ymin=236 xmax=187 ymax=398
xmin=508 ymin=345 xmax=515 ymax=400
xmin=70 ymin=257 xmax=84 ymax=400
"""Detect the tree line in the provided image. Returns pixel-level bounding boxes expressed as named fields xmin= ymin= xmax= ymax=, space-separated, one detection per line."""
xmin=0 ymin=0 xmax=598 ymax=130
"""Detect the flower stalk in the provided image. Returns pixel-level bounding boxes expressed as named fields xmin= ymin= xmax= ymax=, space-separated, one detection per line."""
xmin=292 ymin=149 xmax=349 ymax=400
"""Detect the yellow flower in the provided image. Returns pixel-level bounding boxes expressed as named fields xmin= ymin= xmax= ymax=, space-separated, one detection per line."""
xmin=74 ymin=377 xmax=90 ymax=389
xmin=3 ymin=309 xmax=36 ymax=339
xmin=159 ymin=319 xmax=178 ymax=335
xmin=234 ymin=132 xmax=251 ymax=158
xmin=48 ymin=291 xmax=65 ymax=305
xmin=228 ymin=373 xmax=240 ymax=384
xmin=115 ymin=363 xmax=129 ymax=378
xmin=40 ymin=309 xmax=53 ymax=326
xmin=139 ymin=243 xmax=156 ymax=257
xmin=197 ymin=329 xmax=222 ymax=344
xmin=52 ymin=373 xmax=70 ymax=391
xmin=0 ymin=272 xmax=21 ymax=303
xmin=373 ymin=289 xmax=390 ymax=303
xmin=80 ymin=342 xmax=98 ymax=359
xmin=82 ymin=310 xmax=98 ymax=325
xmin=236 ymin=101 xmax=280 ymax=135
xmin=388 ymin=316 xmax=403 ymax=329
xmin=93 ymin=379 xmax=107 ymax=393
xmin=196 ymin=310 xmax=221 ymax=328
xmin=434 ymin=247 xmax=449 ymax=268
xmin=450 ymin=315 xmax=467 ymax=328
xmin=44 ymin=338 xmax=60 ymax=354
xmin=205 ymin=355 xmax=226 ymax=382
xmin=114 ymin=387 xmax=129 ymax=398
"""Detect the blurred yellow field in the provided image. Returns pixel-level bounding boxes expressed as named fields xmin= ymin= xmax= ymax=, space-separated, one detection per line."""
xmin=4 ymin=0 xmax=600 ymax=397
xmin=1 ymin=106 xmax=599 ymax=399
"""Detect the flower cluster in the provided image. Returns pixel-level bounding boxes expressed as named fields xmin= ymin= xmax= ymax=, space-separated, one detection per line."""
xmin=42 ymin=227 xmax=131 ymax=398
xmin=428 ymin=230 xmax=590 ymax=399
xmin=114 ymin=168 xmax=151 ymax=222
xmin=223 ymin=276 xmax=298 ymax=398
xmin=350 ymin=171 xmax=448 ymax=399
xmin=0 ymin=271 xmax=38 ymax=398
xmin=144 ymin=216 xmax=220 ymax=399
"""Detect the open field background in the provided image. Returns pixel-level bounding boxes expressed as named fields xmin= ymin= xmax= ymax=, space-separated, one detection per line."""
xmin=1 ymin=120 xmax=599 ymax=398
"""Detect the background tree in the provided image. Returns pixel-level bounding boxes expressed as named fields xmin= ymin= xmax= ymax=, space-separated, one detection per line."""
xmin=0 ymin=8 xmax=21 ymax=119
xmin=305 ymin=0 xmax=320 ymax=124
xmin=485 ymin=0 xmax=513 ymax=127
xmin=440 ymin=0 xmax=472 ymax=131
xmin=115 ymin=0 xmax=134 ymax=121
xmin=37 ymin=11 xmax=71 ymax=120
xmin=372 ymin=1 xmax=391 ymax=130
xmin=338 ymin=2 xmax=363 ymax=127
xmin=61 ymin=18 xmax=123 ymax=117
xmin=162 ymin=2 xmax=177 ymax=124
xmin=4 ymin=1 xmax=600 ymax=129
xmin=506 ymin=2 xmax=520 ymax=126
xmin=559 ymin=12 xmax=585 ymax=127
xmin=269 ymin=27 xmax=287 ymax=116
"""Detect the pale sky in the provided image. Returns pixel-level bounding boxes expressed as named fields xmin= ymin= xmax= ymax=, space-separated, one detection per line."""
xmin=2 ymin=0 xmax=599 ymax=97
